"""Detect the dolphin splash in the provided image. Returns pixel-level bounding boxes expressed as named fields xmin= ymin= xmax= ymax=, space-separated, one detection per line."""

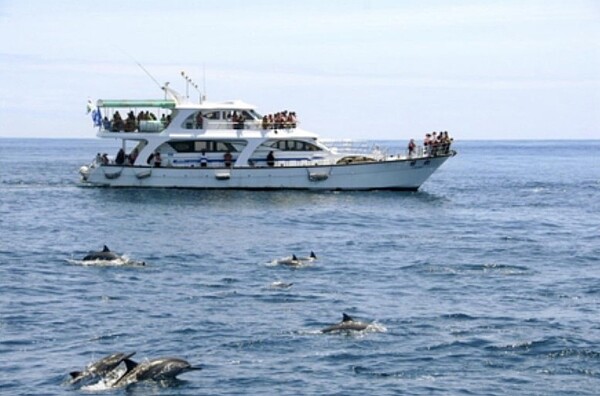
xmin=82 ymin=245 xmax=120 ymax=261
xmin=321 ymin=313 xmax=384 ymax=334
xmin=274 ymin=251 xmax=317 ymax=267
xmin=68 ymin=352 xmax=136 ymax=385
xmin=73 ymin=245 xmax=145 ymax=266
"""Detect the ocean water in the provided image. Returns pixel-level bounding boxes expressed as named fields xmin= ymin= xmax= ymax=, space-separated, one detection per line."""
xmin=1 ymin=138 xmax=599 ymax=395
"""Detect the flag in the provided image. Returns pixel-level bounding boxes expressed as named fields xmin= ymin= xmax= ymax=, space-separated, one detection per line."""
xmin=92 ymin=107 xmax=102 ymax=127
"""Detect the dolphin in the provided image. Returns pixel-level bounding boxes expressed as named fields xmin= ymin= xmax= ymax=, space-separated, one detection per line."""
xmin=82 ymin=245 xmax=120 ymax=261
xmin=269 ymin=281 xmax=294 ymax=289
xmin=112 ymin=357 xmax=201 ymax=387
xmin=298 ymin=251 xmax=317 ymax=262
xmin=80 ymin=245 xmax=145 ymax=266
xmin=321 ymin=313 xmax=371 ymax=333
xmin=276 ymin=252 xmax=317 ymax=266
xmin=69 ymin=352 xmax=136 ymax=385
xmin=277 ymin=254 xmax=301 ymax=266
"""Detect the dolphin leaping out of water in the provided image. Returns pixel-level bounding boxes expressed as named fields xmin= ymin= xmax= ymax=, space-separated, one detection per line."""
xmin=82 ymin=245 xmax=120 ymax=261
xmin=321 ymin=313 xmax=371 ymax=333
xmin=112 ymin=357 xmax=201 ymax=387
xmin=69 ymin=352 xmax=136 ymax=385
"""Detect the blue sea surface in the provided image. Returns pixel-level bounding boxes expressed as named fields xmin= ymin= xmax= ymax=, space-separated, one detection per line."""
xmin=1 ymin=139 xmax=599 ymax=395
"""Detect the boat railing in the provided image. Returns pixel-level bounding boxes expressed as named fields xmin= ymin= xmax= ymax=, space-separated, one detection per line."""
xmin=323 ymin=140 xmax=454 ymax=161
xmin=100 ymin=120 xmax=166 ymax=133
xmin=425 ymin=143 xmax=454 ymax=157
xmin=202 ymin=120 xmax=299 ymax=131
xmin=323 ymin=140 xmax=389 ymax=160
xmin=273 ymin=159 xmax=335 ymax=167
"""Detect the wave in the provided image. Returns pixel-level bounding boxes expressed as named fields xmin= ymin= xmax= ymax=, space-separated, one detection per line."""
xmin=485 ymin=336 xmax=598 ymax=358
xmin=65 ymin=257 xmax=146 ymax=267
xmin=352 ymin=365 xmax=440 ymax=380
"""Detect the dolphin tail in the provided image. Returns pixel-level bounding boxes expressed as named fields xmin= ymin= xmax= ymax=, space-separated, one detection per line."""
xmin=103 ymin=245 xmax=110 ymax=252
xmin=342 ymin=313 xmax=354 ymax=322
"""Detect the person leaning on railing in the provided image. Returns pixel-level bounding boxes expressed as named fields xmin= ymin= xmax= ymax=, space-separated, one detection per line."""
xmin=423 ymin=131 xmax=453 ymax=156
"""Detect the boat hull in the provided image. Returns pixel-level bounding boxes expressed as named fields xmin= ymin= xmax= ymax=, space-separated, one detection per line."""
xmin=81 ymin=155 xmax=453 ymax=191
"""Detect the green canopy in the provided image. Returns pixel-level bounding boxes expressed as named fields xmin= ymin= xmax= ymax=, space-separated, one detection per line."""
xmin=96 ymin=99 xmax=176 ymax=109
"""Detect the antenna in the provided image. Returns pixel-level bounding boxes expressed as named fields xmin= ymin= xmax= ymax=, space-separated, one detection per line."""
xmin=181 ymin=71 xmax=203 ymax=103
xmin=116 ymin=47 xmax=163 ymax=92
xmin=203 ymin=63 xmax=207 ymax=101
xmin=136 ymin=61 xmax=162 ymax=90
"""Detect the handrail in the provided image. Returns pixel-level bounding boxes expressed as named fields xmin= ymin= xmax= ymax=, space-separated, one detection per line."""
xmin=191 ymin=120 xmax=299 ymax=131
xmin=323 ymin=140 xmax=388 ymax=160
xmin=97 ymin=99 xmax=176 ymax=109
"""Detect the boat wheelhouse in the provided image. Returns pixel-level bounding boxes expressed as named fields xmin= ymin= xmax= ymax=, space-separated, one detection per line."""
xmin=80 ymin=85 xmax=455 ymax=190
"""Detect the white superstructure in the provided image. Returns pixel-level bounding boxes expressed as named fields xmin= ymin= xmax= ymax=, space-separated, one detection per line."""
xmin=80 ymin=85 xmax=455 ymax=190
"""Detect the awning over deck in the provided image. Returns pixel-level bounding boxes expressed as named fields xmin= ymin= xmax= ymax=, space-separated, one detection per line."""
xmin=96 ymin=99 xmax=177 ymax=109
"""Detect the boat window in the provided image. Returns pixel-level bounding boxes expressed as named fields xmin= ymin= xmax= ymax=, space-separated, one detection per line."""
xmin=214 ymin=142 xmax=231 ymax=152
xmin=223 ymin=110 xmax=255 ymax=120
xmin=169 ymin=141 xmax=194 ymax=153
xmin=168 ymin=140 xmax=242 ymax=153
xmin=241 ymin=110 xmax=255 ymax=120
xmin=194 ymin=141 xmax=209 ymax=151
xmin=266 ymin=140 xmax=322 ymax=151
xmin=169 ymin=141 xmax=195 ymax=152
xmin=204 ymin=111 xmax=220 ymax=120
xmin=182 ymin=111 xmax=204 ymax=130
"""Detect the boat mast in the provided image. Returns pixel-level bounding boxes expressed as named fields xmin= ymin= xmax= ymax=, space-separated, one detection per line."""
xmin=181 ymin=71 xmax=202 ymax=103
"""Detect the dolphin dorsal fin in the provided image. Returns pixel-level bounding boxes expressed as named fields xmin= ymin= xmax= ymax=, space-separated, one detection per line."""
xmin=310 ymin=251 xmax=316 ymax=259
xmin=342 ymin=313 xmax=353 ymax=322
xmin=102 ymin=245 xmax=110 ymax=252
xmin=123 ymin=358 xmax=138 ymax=372
xmin=292 ymin=254 xmax=298 ymax=261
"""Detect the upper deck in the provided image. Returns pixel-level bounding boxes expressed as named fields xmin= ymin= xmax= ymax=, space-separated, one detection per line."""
xmin=94 ymin=96 xmax=304 ymax=138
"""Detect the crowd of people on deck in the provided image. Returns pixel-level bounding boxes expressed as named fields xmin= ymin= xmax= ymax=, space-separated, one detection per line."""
xmin=102 ymin=111 xmax=171 ymax=132
xmin=406 ymin=131 xmax=454 ymax=158
xmin=423 ymin=131 xmax=453 ymax=156
xmin=262 ymin=111 xmax=297 ymax=130
xmin=101 ymin=109 xmax=300 ymax=132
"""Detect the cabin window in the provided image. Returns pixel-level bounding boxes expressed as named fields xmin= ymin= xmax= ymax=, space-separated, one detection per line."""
xmin=241 ymin=110 xmax=254 ymax=120
xmin=204 ymin=111 xmax=220 ymax=120
xmin=168 ymin=140 xmax=242 ymax=153
xmin=194 ymin=141 xmax=209 ymax=151
xmin=248 ymin=110 xmax=261 ymax=119
xmin=169 ymin=141 xmax=194 ymax=152
xmin=267 ymin=140 xmax=321 ymax=151
xmin=214 ymin=142 xmax=231 ymax=152
xmin=182 ymin=111 xmax=206 ymax=129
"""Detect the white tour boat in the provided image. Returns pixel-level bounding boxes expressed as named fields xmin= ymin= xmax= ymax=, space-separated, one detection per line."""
xmin=80 ymin=84 xmax=455 ymax=190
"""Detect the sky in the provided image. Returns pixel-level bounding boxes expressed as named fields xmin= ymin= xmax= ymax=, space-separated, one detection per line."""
xmin=0 ymin=0 xmax=598 ymax=140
